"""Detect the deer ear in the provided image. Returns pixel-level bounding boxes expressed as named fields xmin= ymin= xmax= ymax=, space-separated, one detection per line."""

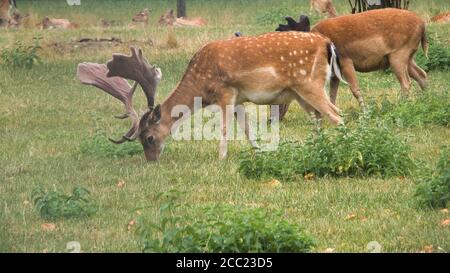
xmin=152 ymin=104 xmax=161 ymax=122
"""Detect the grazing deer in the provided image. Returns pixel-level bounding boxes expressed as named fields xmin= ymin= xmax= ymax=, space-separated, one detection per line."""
xmin=41 ymin=17 xmax=79 ymax=29
xmin=431 ymin=12 xmax=450 ymax=24
xmin=132 ymin=8 xmax=150 ymax=25
xmin=78 ymin=32 xmax=345 ymax=161
xmin=158 ymin=9 xmax=206 ymax=27
xmin=310 ymin=0 xmax=338 ymax=18
xmin=274 ymin=8 xmax=428 ymax=119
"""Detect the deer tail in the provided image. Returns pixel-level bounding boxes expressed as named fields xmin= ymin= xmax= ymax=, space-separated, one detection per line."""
xmin=327 ymin=42 xmax=347 ymax=85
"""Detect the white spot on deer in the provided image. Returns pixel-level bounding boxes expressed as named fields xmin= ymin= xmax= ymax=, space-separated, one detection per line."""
xmin=293 ymin=50 xmax=297 ymax=55
xmin=280 ymin=56 xmax=285 ymax=61
xmin=299 ymin=60 xmax=304 ymax=65
xmin=300 ymin=69 xmax=307 ymax=76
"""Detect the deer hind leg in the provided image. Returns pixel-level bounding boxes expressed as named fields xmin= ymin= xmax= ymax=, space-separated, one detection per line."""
xmin=339 ymin=57 xmax=365 ymax=108
xmin=234 ymin=104 xmax=259 ymax=149
xmin=408 ymin=59 xmax=428 ymax=90
xmin=389 ymin=52 xmax=412 ymax=95
xmin=293 ymin=86 xmax=342 ymax=125
xmin=329 ymin=75 xmax=340 ymax=106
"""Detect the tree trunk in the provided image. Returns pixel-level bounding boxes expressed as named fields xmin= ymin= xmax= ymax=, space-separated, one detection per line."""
xmin=177 ymin=0 xmax=186 ymax=18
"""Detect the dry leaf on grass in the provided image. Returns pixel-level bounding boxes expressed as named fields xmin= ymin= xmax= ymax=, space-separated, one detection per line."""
xmin=345 ymin=213 xmax=357 ymax=220
xmin=41 ymin=223 xmax=56 ymax=231
xmin=440 ymin=219 xmax=450 ymax=227
xmin=117 ymin=179 xmax=126 ymax=188
xmin=440 ymin=208 xmax=449 ymax=214
xmin=265 ymin=179 xmax=282 ymax=188
xmin=127 ymin=220 xmax=136 ymax=231
xmin=422 ymin=245 xmax=433 ymax=253
xmin=304 ymin=173 xmax=315 ymax=180
xmin=324 ymin=248 xmax=335 ymax=253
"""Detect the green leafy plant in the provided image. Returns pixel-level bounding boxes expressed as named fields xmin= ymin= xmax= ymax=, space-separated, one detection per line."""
xmin=32 ymin=186 xmax=97 ymax=220
xmin=416 ymin=32 xmax=450 ymax=72
xmin=138 ymin=190 xmax=315 ymax=253
xmin=0 ymin=35 xmax=42 ymax=69
xmin=415 ymin=146 xmax=450 ymax=208
xmin=352 ymin=91 xmax=450 ymax=127
xmin=239 ymin=118 xmax=416 ymax=180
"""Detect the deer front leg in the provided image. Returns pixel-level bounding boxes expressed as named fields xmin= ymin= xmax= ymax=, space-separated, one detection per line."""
xmin=339 ymin=57 xmax=365 ymax=109
xmin=218 ymin=90 xmax=237 ymax=160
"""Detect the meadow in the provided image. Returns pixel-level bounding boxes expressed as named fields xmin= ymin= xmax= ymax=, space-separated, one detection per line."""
xmin=0 ymin=0 xmax=449 ymax=252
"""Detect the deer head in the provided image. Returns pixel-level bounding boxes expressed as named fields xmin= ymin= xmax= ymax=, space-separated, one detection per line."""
xmin=276 ymin=15 xmax=310 ymax=32
xmin=77 ymin=47 xmax=163 ymax=160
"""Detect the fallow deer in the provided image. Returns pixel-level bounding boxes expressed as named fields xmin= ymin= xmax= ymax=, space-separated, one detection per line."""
xmin=132 ymin=8 xmax=150 ymax=25
xmin=41 ymin=17 xmax=79 ymax=29
xmin=158 ymin=9 xmax=206 ymax=27
xmin=78 ymin=32 xmax=345 ymax=161
xmin=431 ymin=12 xmax=450 ymax=24
xmin=310 ymin=0 xmax=338 ymax=18
xmin=275 ymin=8 xmax=429 ymax=119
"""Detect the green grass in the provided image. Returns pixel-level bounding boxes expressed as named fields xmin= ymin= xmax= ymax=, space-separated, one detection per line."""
xmin=1 ymin=0 xmax=449 ymax=253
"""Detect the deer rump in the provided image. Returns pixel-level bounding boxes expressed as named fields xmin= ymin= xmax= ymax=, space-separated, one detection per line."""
xmin=275 ymin=9 xmax=428 ymax=119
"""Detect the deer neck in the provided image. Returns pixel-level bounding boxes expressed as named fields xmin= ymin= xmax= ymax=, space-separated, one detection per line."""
xmin=158 ymin=77 xmax=205 ymax=138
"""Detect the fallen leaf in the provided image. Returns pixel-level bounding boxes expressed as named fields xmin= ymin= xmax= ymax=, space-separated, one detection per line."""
xmin=440 ymin=219 xmax=450 ymax=227
xmin=265 ymin=179 xmax=281 ymax=188
xmin=304 ymin=173 xmax=315 ymax=180
xmin=23 ymin=200 xmax=30 ymax=206
xmin=324 ymin=248 xmax=335 ymax=253
xmin=360 ymin=217 xmax=368 ymax=222
xmin=136 ymin=210 xmax=141 ymax=215
xmin=41 ymin=223 xmax=56 ymax=231
xmin=117 ymin=179 xmax=126 ymax=188
xmin=422 ymin=245 xmax=433 ymax=253
xmin=440 ymin=208 xmax=449 ymax=214
xmin=345 ymin=213 xmax=357 ymax=220
xmin=127 ymin=220 xmax=136 ymax=231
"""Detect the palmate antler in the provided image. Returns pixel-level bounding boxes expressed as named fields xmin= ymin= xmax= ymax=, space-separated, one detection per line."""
xmin=77 ymin=47 xmax=161 ymax=144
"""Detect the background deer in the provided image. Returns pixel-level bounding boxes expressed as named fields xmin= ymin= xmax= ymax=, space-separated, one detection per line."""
xmin=0 ymin=0 xmax=16 ymax=26
xmin=275 ymin=8 xmax=428 ymax=119
xmin=78 ymin=32 xmax=345 ymax=161
xmin=431 ymin=12 xmax=450 ymax=23
xmin=132 ymin=8 xmax=150 ymax=25
xmin=158 ymin=9 xmax=206 ymax=27
xmin=310 ymin=0 xmax=338 ymax=18
xmin=41 ymin=17 xmax=79 ymax=29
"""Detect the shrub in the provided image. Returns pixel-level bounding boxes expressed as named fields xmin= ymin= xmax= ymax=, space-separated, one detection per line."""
xmin=239 ymin=118 xmax=416 ymax=180
xmin=416 ymin=32 xmax=450 ymax=72
xmin=32 ymin=187 xmax=97 ymax=220
xmin=0 ymin=35 xmax=42 ymax=69
xmin=362 ymin=91 xmax=450 ymax=127
xmin=80 ymin=133 xmax=142 ymax=158
xmin=415 ymin=146 xmax=450 ymax=209
xmin=138 ymin=191 xmax=315 ymax=253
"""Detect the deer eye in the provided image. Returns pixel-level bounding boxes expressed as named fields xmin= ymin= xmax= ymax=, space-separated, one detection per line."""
xmin=146 ymin=136 xmax=155 ymax=145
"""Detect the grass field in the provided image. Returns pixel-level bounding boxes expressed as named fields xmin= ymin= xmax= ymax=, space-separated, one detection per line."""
xmin=1 ymin=0 xmax=449 ymax=253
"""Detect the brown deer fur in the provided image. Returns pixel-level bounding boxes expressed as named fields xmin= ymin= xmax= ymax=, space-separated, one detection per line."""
xmin=275 ymin=8 xmax=428 ymax=119
xmin=0 ymin=0 xmax=15 ymax=26
xmin=41 ymin=17 xmax=78 ymax=29
xmin=431 ymin=12 xmax=450 ymax=24
xmin=137 ymin=32 xmax=342 ymax=160
xmin=310 ymin=0 xmax=338 ymax=18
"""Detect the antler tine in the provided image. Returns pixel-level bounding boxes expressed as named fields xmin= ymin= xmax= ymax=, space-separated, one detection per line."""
xmin=77 ymin=62 xmax=140 ymax=144
xmin=106 ymin=46 xmax=162 ymax=110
